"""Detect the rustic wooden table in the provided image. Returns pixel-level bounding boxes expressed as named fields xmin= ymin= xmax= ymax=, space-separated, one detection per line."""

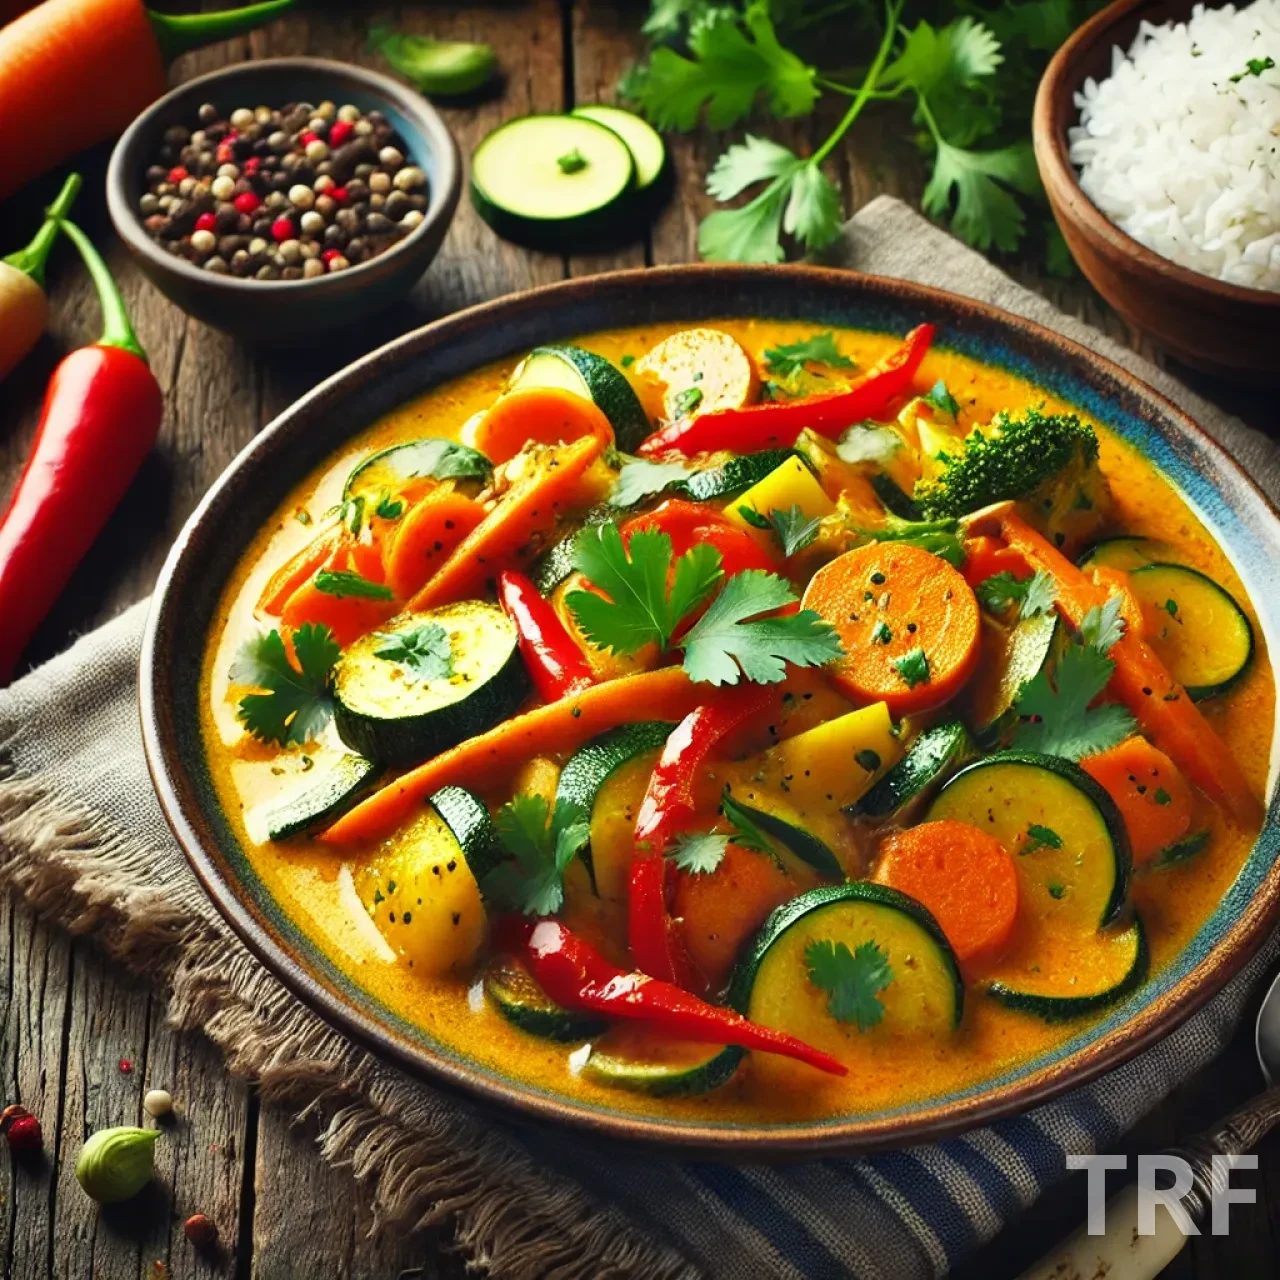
xmin=1 ymin=4 xmax=1276 ymax=1278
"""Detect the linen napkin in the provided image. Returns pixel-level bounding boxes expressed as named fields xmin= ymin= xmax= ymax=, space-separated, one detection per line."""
xmin=2 ymin=196 xmax=1277 ymax=1280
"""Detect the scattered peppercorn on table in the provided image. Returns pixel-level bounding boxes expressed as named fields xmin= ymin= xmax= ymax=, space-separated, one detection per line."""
xmin=0 ymin=4 xmax=1277 ymax=1278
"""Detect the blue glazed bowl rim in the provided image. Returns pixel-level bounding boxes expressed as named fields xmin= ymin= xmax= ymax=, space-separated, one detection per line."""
xmin=139 ymin=264 xmax=1280 ymax=1157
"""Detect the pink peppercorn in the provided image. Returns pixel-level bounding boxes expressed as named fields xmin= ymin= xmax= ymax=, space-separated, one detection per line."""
xmin=271 ymin=216 xmax=295 ymax=243
xmin=321 ymin=249 xmax=341 ymax=264
xmin=300 ymin=131 xmax=319 ymax=148
xmin=329 ymin=186 xmax=348 ymax=205
xmin=233 ymin=191 xmax=260 ymax=215
xmin=167 ymin=166 xmax=188 ymax=184
xmin=328 ymin=120 xmax=354 ymax=147
xmin=243 ymin=157 xmax=261 ymax=176
xmin=194 ymin=212 xmax=217 ymax=233
xmin=216 ymin=143 xmax=236 ymax=165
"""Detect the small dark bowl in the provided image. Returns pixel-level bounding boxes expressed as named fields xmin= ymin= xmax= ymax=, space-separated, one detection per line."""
xmin=106 ymin=58 xmax=460 ymax=342
xmin=1034 ymin=0 xmax=1280 ymax=383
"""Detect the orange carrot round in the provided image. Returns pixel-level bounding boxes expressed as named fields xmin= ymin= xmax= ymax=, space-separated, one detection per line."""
xmin=384 ymin=486 xmax=486 ymax=599
xmin=472 ymin=386 xmax=613 ymax=466
xmin=802 ymin=542 xmax=981 ymax=716
xmin=875 ymin=819 xmax=1019 ymax=968
xmin=1081 ymin=736 xmax=1192 ymax=866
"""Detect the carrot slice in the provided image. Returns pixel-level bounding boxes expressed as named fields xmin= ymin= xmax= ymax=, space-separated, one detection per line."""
xmin=472 ymin=386 xmax=614 ymax=466
xmin=802 ymin=542 xmax=981 ymax=716
xmin=257 ymin=526 xmax=345 ymax=616
xmin=1081 ymin=736 xmax=1192 ymax=866
xmin=384 ymin=486 xmax=486 ymax=598
xmin=321 ymin=666 xmax=704 ymax=845
xmin=674 ymin=843 xmax=796 ymax=990
xmin=408 ymin=433 xmax=605 ymax=611
xmin=875 ymin=819 xmax=1019 ymax=968
xmin=969 ymin=505 xmax=1262 ymax=827
xmin=279 ymin=541 xmax=396 ymax=647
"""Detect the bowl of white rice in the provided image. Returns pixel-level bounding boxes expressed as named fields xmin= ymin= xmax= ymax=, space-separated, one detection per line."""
xmin=1034 ymin=0 xmax=1280 ymax=381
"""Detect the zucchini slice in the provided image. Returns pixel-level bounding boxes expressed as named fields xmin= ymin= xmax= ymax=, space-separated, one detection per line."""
xmin=722 ymin=791 xmax=844 ymax=881
xmin=529 ymin=503 xmax=613 ymax=594
xmin=676 ymin=449 xmax=798 ymax=504
xmin=343 ymin=438 xmax=491 ymax=507
xmin=264 ymin=752 xmax=380 ymax=841
xmin=926 ymin=751 xmax=1132 ymax=930
xmin=484 ymin=955 xmax=606 ymax=1041
xmin=431 ymin=784 xmax=506 ymax=885
xmin=471 ymin=114 xmax=636 ymax=250
xmin=570 ymin=105 xmax=667 ymax=191
xmin=986 ymin=915 xmax=1149 ymax=1021
xmin=870 ymin=472 xmax=924 ymax=521
xmin=557 ymin=721 xmax=675 ymax=894
xmin=581 ymin=1026 xmax=743 ymax=1097
xmin=508 ymin=346 xmax=650 ymax=453
xmin=854 ymin=720 xmax=974 ymax=821
xmin=966 ymin=611 xmax=1059 ymax=746
xmin=727 ymin=883 xmax=964 ymax=1077
xmin=333 ymin=602 xmax=527 ymax=766
xmin=1127 ymin=563 xmax=1253 ymax=699
xmin=1077 ymin=535 xmax=1172 ymax=572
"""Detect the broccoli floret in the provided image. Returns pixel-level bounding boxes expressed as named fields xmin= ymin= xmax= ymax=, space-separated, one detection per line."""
xmin=913 ymin=408 xmax=1111 ymax=549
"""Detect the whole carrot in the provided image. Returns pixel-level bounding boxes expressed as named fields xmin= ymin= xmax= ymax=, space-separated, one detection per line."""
xmin=0 ymin=220 xmax=163 ymax=684
xmin=0 ymin=173 xmax=79 ymax=381
xmin=0 ymin=0 xmax=296 ymax=204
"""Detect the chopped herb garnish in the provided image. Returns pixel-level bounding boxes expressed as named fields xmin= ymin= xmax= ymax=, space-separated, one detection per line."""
xmin=1047 ymin=882 xmax=1066 ymax=900
xmin=557 ymin=148 xmax=588 ymax=173
xmin=375 ymin=494 xmax=405 ymax=521
xmin=923 ymin=380 xmax=960 ymax=416
xmin=314 ymin=569 xmax=394 ymax=600
xmin=230 ymin=623 xmax=339 ymax=746
xmin=871 ymin=620 xmax=893 ymax=645
xmin=482 ymin=795 xmax=590 ymax=916
xmin=977 ymin=569 xmax=1057 ymax=620
xmin=1022 ymin=823 xmax=1063 ymax=855
xmin=805 ymin=938 xmax=892 ymax=1031
xmin=373 ymin=623 xmax=453 ymax=683
xmin=892 ymin=646 xmax=931 ymax=688
xmin=620 ymin=354 xmax=636 ymax=368
xmin=720 ymin=790 xmax=774 ymax=856
xmin=1152 ymin=829 xmax=1211 ymax=868
xmin=667 ymin=830 xmax=730 ymax=875
xmin=755 ymin=503 xmax=822 ymax=557
xmin=610 ymin=457 xmax=693 ymax=508
xmin=763 ymin=331 xmax=853 ymax=381
xmin=671 ymin=386 xmax=704 ymax=418
xmin=1164 ymin=598 xmax=1179 ymax=618
xmin=1230 ymin=56 xmax=1274 ymax=82
xmin=1153 ymin=787 xmax=1172 ymax=806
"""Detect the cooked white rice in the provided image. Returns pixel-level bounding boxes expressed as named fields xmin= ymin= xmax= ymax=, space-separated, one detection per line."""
xmin=1069 ymin=0 xmax=1280 ymax=291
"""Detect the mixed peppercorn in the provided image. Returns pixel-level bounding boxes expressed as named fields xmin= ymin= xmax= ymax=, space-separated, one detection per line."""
xmin=137 ymin=99 xmax=429 ymax=280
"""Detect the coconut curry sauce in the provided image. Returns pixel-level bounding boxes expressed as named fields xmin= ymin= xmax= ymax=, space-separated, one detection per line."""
xmin=201 ymin=321 xmax=1272 ymax=1122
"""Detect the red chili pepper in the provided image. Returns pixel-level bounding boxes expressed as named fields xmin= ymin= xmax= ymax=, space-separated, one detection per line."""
xmin=496 ymin=569 xmax=594 ymax=702
xmin=524 ymin=919 xmax=846 ymax=1077
xmin=637 ymin=324 xmax=936 ymax=458
xmin=0 ymin=219 xmax=163 ymax=685
xmin=622 ymin=499 xmax=779 ymax=579
xmin=629 ymin=684 xmax=773 ymax=987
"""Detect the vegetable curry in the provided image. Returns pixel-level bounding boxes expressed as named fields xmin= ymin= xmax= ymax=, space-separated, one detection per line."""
xmin=201 ymin=320 xmax=1272 ymax=1121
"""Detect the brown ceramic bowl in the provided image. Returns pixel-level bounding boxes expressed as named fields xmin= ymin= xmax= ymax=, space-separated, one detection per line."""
xmin=106 ymin=58 xmax=461 ymax=342
xmin=140 ymin=265 xmax=1280 ymax=1156
xmin=1034 ymin=0 xmax=1280 ymax=383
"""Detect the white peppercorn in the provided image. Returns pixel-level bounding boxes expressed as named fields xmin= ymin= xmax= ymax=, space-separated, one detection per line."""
xmin=299 ymin=210 xmax=325 ymax=236
xmin=378 ymin=145 xmax=404 ymax=169
xmin=288 ymin=183 xmax=315 ymax=210
xmin=368 ymin=171 xmax=391 ymax=195
xmin=229 ymin=107 xmax=254 ymax=130
xmin=211 ymin=175 xmax=236 ymax=201
xmin=302 ymin=257 xmax=325 ymax=279
xmin=190 ymin=228 xmax=217 ymax=256
xmin=304 ymin=139 xmax=329 ymax=162
xmin=392 ymin=166 xmax=426 ymax=192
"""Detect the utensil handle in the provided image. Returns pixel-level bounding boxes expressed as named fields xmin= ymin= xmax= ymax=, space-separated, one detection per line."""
xmin=1018 ymin=1183 xmax=1188 ymax=1280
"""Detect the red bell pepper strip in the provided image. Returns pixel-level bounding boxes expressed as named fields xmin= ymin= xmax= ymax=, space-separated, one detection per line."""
xmin=637 ymin=324 xmax=936 ymax=458
xmin=622 ymin=499 xmax=780 ymax=578
xmin=0 ymin=219 xmax=163 ymax=685
xmin=629 ymin=684 xmax=773 ymax=987
xmin=497 ymin=569 xmax=594 ymax=702
xmin=525 ymin=918 xmax=846 ymax=1077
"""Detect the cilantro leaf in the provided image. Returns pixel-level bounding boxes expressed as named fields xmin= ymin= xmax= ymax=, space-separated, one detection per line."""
xmin=567 ymin=524 xmax=722 ymax=656
xmin=1230 ymin=56 xmax=1275 ymax=83
xmin=483 ymin=795 xmax=590 ymax=917
xmin=976 ymin=569 xmax=1057 ymax=619
xmin=1079 ymin=595 xmax=1126 ymax=652
xmin=892 ymin=646 xmax=931 ymax=689
xmin=231 ymin=624 xmax=339 ymax=747
xmin=373 ymin=623 xmax=453 ymax=683
xmin=719 ymin=790 xmax=775 ymax=856
xmin=1022 ymin=822 xmax=1063 ymax=855
xmin=610 ymin=457 xmax=693 ymax=508
xmin=680 ymin=569 xmax=844 ymax=685
xmin=629 ymin=3 xmax=817 ymax=131
xmin=923 ymin=380 xmax=960 ymax=416
xmin=738 ymin=503 xmax=822 ymax=558
xmin=805 ymin=938 xmax=892 ymax=1031
xmin=314 ymin=569 xmax=394 ymax=600
xmin=1013 ymin=641 xmax=1136 ymax=760
xmin=882 ymin=17 xmax=1003 ymax=98
xmin=672 ymin=386 xmax=704 ymax=418
xmin=922 ymin=138 xmax=1041 ymax=253
xmin=375 ymin=494 xmax=405 ymax=521
xmin=763 ymin=332 xmax=854 ymax=380
xmin=667 ymin=830 xmax=731 ymax=875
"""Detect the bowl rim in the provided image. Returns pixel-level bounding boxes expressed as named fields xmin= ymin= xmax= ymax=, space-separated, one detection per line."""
xmin=1033 ymin=0 xmax=1280 ymax=309
xmin=105 ymin=56 xmax=461 ymax=294
xmin=140 ymin=262 xmax=1280 ymax=1157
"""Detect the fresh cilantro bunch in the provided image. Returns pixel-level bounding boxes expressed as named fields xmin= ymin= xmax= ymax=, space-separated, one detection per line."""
xmin=1013 ymin=595 xmax=1136 ymax=759
xmin=231 ymin=624 xmax=340 ymax=746
xmin=483 ymin=795 xmax=591 ymax=916
xmin=625 ymin=0 xmax=1107 ymax=266
xmin=566 ymin=523 xmax=844 ymax=685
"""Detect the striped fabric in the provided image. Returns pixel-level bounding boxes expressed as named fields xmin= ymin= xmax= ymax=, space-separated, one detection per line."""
xmin=516 ymin=200 xmax=1280 ymax=1279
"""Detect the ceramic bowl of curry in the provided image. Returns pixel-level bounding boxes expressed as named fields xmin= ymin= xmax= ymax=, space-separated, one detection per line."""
xmin=140 ymin=265 xmax=1280 ymax=1156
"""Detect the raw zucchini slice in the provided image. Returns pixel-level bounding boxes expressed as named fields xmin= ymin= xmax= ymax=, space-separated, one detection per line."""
xmin=581 ymin=1026 xmax=743 ymax=1097
xmin=570 ymin=105 xmax=667 ymax=190
xmin=722 ymin=791 xmax=844 ymax=880
xmin=471 ymin=114 xmax=636 ymax=250
xmin=508 ymin=345 xmax=650 ymax=452
xmin=1077 ymin=536 xmax=1172 ymax=572
xmin=557 ymin=721 xmax=675 ymax=894
xmin=343 ymin=438 xmax=491 ymax=507
xmin=333 ymin=602 xmax=527 ymax=766
xmin=1127 ymin=563 xmax=1253 ymax=699
xmin=926 ymin=751 xmax=1131 ymax=930
xmin=431 ymin=784 xmax=506 ymax=884
xmin=264 ymin=752 xmax=380 ymax=841
xmin=727 ymin=883 xmax=963 ymax=1076
xmin=986 ymin=915 xmax=1149 ymax=1021
xmin=484 ymin=955 xmax=606 ymax=1041
xmin=966 ymin=611 xmax=1059 ymax=746
xmin=854 ymin=720 xmax=974 ymax=821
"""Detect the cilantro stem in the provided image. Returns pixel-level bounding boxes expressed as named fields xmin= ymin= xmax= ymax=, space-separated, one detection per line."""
xmin=810 ymin=0 xmax=903 ymax=165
